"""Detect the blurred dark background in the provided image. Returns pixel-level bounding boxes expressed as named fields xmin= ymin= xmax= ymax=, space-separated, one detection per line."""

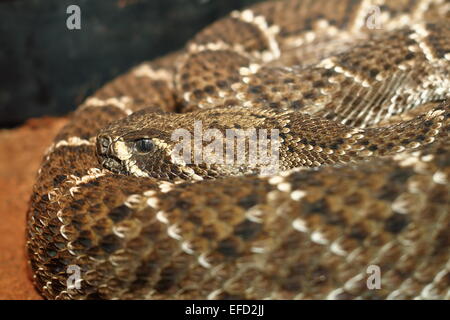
xmin=0 ymin=0 xmax=263 ymax=128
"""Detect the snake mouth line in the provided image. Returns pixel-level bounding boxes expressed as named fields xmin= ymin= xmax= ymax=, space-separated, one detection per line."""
xmin=101 ymin=157 xmax=125 ymax=174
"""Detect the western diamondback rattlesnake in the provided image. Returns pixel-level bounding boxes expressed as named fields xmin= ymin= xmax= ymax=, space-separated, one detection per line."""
xmin=27 ymin=0 xmax=450 ymax=299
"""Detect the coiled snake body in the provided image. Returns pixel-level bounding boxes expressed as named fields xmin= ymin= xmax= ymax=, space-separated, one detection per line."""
xmin=27 ymin=0 xmax=450 ymax=299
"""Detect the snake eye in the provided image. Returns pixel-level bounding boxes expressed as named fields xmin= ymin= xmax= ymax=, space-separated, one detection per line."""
xmin=134 ymin=138 xmax=154 ymax=153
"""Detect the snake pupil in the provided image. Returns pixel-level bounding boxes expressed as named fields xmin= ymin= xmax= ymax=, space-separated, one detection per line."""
xmin=134 ymin=138 xmax=154 ymax=153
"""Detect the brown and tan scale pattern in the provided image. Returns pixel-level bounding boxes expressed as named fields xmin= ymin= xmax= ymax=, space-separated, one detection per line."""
xmin=27 ymin=0 xmax=449 ymax=299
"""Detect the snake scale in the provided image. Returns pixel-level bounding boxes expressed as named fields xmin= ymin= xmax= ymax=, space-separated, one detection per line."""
xmin=27 ymin=0 xmax=450 ymax=299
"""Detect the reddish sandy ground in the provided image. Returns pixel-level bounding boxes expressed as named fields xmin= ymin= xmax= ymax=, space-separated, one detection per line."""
xmin=0 ymin=117 xmax=67 ymax=299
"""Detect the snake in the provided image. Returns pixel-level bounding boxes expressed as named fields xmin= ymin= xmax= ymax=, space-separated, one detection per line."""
xmin=27 ymin=0 xmax=450 ymax=299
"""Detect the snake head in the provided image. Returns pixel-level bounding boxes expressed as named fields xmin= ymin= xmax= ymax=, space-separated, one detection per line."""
xmin=95 ymin=108 xmax=206 ymax=181
xmin=96 ymin=133 xmax=161 ymax=178
xmin=96 ymin=107 xmax=284 ymax=181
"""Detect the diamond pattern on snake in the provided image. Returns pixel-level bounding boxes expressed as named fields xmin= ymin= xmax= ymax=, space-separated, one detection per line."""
xmin=27 ymin=0 xmax=449 ymax=299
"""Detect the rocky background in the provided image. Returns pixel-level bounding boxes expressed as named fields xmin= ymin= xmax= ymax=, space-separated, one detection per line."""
xmin=0 ymin=0 xmax=263 ymax=299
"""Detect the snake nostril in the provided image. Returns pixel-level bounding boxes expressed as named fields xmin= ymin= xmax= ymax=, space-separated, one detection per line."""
xmin=97 ymin=135 xmax=112 ymax=155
